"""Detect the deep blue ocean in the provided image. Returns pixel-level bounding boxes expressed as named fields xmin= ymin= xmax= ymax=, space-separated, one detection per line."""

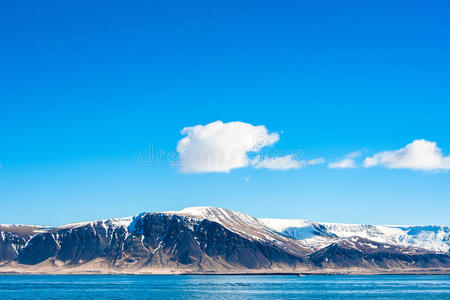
xmin=0 ymin=274 xmax=448 ymax=299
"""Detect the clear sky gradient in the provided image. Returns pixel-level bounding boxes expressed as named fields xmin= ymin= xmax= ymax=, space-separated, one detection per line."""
xmin=1 ymin=0 xmax=449 ymax=226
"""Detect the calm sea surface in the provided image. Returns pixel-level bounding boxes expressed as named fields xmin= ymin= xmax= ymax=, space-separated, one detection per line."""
xmin=0 ymin=274 xmax=449 ymax=299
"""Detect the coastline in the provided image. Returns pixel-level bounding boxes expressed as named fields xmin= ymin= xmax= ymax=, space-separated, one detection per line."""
xmin=1 ymin=269 xmax=449 ymax=275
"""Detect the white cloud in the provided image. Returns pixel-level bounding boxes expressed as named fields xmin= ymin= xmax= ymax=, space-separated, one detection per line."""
xmin=254 ymin=155 xmax=324 ymax=170
xmin=346 ymin=151 xmax=362 ymax=159
xmin=328 ymin=151 xmax=361 ymax=169
xmin=307 ymin=158 xmax=326 ymax=165
xmin=176 ymin=121 xmax=279 ymax=173
xmin=363 ymin=139 xmax=450 ymax=171
xmin=328 ymin=158 xmax=356 ymax=169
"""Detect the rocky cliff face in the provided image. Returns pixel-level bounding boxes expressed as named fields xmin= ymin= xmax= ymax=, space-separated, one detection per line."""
xmin=13 ymin=213 xmax=306 ymax=272
xmin=0 ymin=208 xmax=449 ymax=274
xmin=0 ymin=225 xmax=47 ymax=262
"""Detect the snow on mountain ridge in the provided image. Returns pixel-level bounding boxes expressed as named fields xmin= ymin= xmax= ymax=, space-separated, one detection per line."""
xmin=259 ymin=218 xmax=450 ymax=253
xmin=0 ymin=224 xmax=51 ymax=229
xmin=165 ymin=207 xmax=260 ymax=226
xmin=165 ymin=206 xmax=275 ymax=238
xmin=164 ymin=206 xmax=310 ymax=256
xmin=57 ymin=216 xmax=134 ymax=230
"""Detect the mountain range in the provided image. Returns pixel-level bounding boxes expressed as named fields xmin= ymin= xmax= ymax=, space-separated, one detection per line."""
xmin=0 ymin=207 xmax=449 ymax=274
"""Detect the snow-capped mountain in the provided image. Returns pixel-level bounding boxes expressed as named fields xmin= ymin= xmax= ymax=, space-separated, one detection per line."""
xmin=0 ymin=207 xmax=449 ymax=274
xmin=258 ymin=218 xmax=450 ymax=253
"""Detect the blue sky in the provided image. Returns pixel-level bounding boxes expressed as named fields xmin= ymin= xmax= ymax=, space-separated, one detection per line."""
xmin=1 ymin=0 xmax=449 ymax=226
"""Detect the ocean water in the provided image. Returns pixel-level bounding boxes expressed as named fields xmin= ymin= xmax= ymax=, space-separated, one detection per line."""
xmin=0 ymin=274 xmax=449 ymax=299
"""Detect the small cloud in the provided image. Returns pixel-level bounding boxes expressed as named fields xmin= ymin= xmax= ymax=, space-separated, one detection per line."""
xmin=254 ymin=155 xmax=324 ymax=170
xmin=307 ymin=158 xmax=325 ymax=165
xmin=345 ymin=151 xmax=362 ymax=159
xmin=328 ymin=151 xmax=361 ymax=169
xmin=363 ymin=139 xmax=450 ymax=171
xmin=254 ymin=155 xmax=302 ymax=170
xmin=242 ymin=176 xmax=250 ymax=182
xmin=328 ymin=158 xmax=357 ymax=169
